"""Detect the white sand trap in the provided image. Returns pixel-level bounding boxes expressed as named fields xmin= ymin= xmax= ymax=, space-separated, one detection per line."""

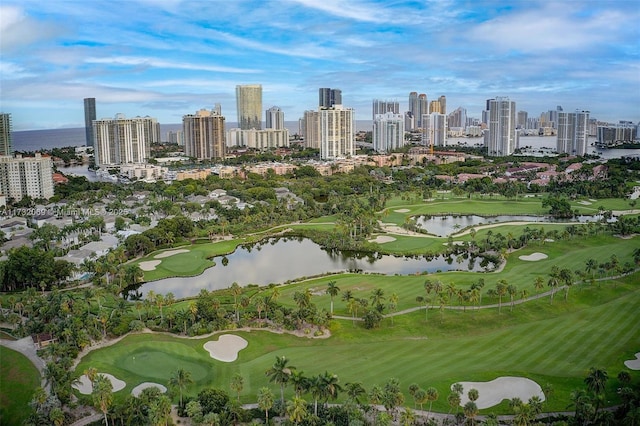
xmin=544 ymin=238 xmax=555 ymax=243
xmin=519 ymin=252 xmax=548 ymax=261
xmin=394 ymin=209 xmax=410 ymax=213
xmin=73 ymin=373 xmax=126 ymax=395
xmin=203 ymin=334 xmax=248 ymax=362
xmin=578 ymin=200 xmax=592 ymax=205
xmin=139 ymin=260 xmax=161 ymax=271
xmin=624 ymin=352 xmax=640 ymax=370
xmin=443 ymin=241 xmax=465 ymax=246
xmin=131 ymin=382 xmax=167 ymax=396
xmin=154 ymin=249 xmax=189 ymax=259
xmin=455 ymin=377 xmax=545 ymax=409
xmin=369 ymin=235 xmax=397 ymax=243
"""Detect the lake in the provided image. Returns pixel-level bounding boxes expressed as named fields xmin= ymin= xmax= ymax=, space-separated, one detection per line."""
xmin=139 ymin=237 xmax=493 ymax=299
xmin=415 ymin=214 xmax=612 ymax=237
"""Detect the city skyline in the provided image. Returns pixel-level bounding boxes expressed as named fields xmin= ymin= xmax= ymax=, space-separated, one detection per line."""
xmin=1 ymin=0 xmax=639 ymax=131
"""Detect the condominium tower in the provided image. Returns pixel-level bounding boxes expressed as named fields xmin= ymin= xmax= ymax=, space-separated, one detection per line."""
xmin=408 ymin=92 xmax=428 ymax=129
xmin=265 ymin=106 xmax=285 ymax=130
xmin=422 ymin=112 xmax=447 ymax=147
xmin=319 ymin=105 xmax=354 ymax=160
xmin=302 ymin=110 xmax=320 ymax=149
xmin=93 ymin=114 xmax=159 ymax=167
xmin=84 ymin=98 xmax=96 ymax=147
xmin=0 ymin=153 xmax=54 ymax=201
xmin=485 ymin=97 xmax=518 ymax=157
xmin=373 ymin=112 xmax=405 ymax=153
xmin=236 ymin=84 xmax=262 ymax=130
xmin=183 ymin=109 xmax=226 ymax=160
xmin=319 ymin=88 xmax=342 ymax=108
xmin=557 ymin=110 xmax=590 ymax=156
xmin=0 ymin=113 xmax=13 ymax=156
xmin=372 ymin=99 xmax=400 ymax=121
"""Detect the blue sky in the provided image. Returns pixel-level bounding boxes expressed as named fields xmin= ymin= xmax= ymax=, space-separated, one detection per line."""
xmin=1 ymin=0 xmax=639 ymax=130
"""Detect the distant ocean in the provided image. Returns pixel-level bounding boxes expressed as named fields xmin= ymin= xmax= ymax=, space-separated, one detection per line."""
xmin=12 ymin=121 xmax=375 ymax=152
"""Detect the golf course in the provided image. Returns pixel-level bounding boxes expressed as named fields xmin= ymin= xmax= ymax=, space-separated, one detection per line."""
xmin=75 ymin=195 xmax=640 ymax=415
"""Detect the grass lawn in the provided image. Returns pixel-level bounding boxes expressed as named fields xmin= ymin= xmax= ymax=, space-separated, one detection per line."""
xmin=75 ymin=270 xmax=640 ymax=414
xmin=0 ymin=347 xmax=39 ymax=426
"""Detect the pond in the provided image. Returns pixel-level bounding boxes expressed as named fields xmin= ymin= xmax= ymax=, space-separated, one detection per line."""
xmin=138 ymin=237 xmax=494 ymax=299
xmin=415 ymin=214 xmax=612 ymax=237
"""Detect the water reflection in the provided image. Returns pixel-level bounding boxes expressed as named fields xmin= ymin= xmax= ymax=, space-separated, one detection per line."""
xmin=415 ymin=214 xmax=612 ymax=237
xmin=140 ymin=237 xmax=493 ymax=298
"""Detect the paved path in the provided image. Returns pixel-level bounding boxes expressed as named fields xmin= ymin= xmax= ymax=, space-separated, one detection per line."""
xmin=0 ymin=336 xmax=47 ymax=388
xmin=68 ymin=413 xmax=102 ymax=426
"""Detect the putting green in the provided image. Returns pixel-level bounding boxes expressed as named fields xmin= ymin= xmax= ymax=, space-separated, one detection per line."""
xmin=121 ymin=350 xmax=210 ymax=381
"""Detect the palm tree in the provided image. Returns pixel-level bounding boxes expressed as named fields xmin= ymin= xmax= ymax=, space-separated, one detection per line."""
xmin=286 ymin=396 xmax=308 ymax=425
xmin=447 ymin=391 xmax=461 ymax=414
xmin=534 ymin=276 xmax=544 ymax=294
xmin=169 ymin=368 xmax=193 ymax=408
xmin=388 ymin=292 xmax=398 ymax=325
xmin=507 ymin=284 xmax=518 ymax=311
xmin=345 ymin=381 xmax=367 ymax=405
xmin=463 ymin=401 xmax=479 ymax=425
xmin=547 ymin=271 xmax=560 ymax=305
xmin=425 ymin=386 xmax=439 ymax=419
xmin=370 ymin=288 xmax=385 ymax=308
xmin=495 ymin=280 xmax=508 ymax=314
xmin=92 ymin=374 xmax=113 ymax=426
xmin=49 ymin=407 xmax=65 ymax=426
xmin=468 ymin=388 xmax=479 ymax=403
xmin=325 ymin=280 xmax=340 ymax=315
xmin=149 ymin=395 xmax=172 ymax=426
xmin=584 ymin=367 xmax=608 ymax=416
xmin=266 ymin=356 xmax=295 ymax=404
xmin=230 ymin=372 xmax=244 ymax=402
xmin=230 ymin=282 xmax=242 ymax=322
xmin=257 ymin=387 xmax=274 ymax=425
xmin=290 ymin=370 xmax=309 ymax=397
xmin=559 ymin=268 xmax=574 ymax=301
xmin=399 ymin=407 xmax=416 ymax=426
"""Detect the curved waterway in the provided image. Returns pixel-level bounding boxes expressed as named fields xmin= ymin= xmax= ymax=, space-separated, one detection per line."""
xmin=140 ymin=237 xmax=493 ymax=299
xmin=415 ymin=214 xmax=611 ymax=237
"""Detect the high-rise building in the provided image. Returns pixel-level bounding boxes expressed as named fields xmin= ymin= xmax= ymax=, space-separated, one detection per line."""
xmin=236 ymin=84 xmax=262 ymax=130
xmin=517 ymin=111 xmax=528 ymax=129
xmin=372 ymin=99 xmax=400 ymax=121
xmin=438 ymin=95 xmax=447 ymax=115
xmin=319 ymin=105 xmax=354 ymax=160
xmin=84 ymin=98 xmax=96 ymax=147
xmin=183 ymin=109 xmax=226 ymax=161
xmin=94 ymin=114 xmax=159 ymax=167
xmin=429 ymin=100 xmax=442 ymax=114
xmin=422 ymin=112 xmax=447 ymax=147
xmin=597 ymin=121 xmax=637 ymax=145
xmin=265 ymin=106 xmax=285 ymax=130
xmin=404 ymin=112 xmax=415 ymax=132
xmin=227 ymin=128 xmax=289 ymax=150
xmin=485 ymin=97 xmax=518 ymax=157
xmin=302 ymin=110 xmax=320 ymax=149
xmin=167 ymin=130 xmax=184 ymax=146
xmin=319 ymin=88 xmax=342 ymax=108
xmin=557 ymin=110 xmax=590 ymax=156
xmin=0 ymin=113 xmax=13 ymax=156
xmin=447 ymin=107 xmax=467 ymax=129
xmin=0 ymin=153 xmax=54 ymax=201
xmin=408 ymin=92 xmax=428 ymax=129
xmin=373 ymin=112 xmax=405 ymax=153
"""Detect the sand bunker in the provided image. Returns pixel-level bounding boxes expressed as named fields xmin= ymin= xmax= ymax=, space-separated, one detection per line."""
xmin=519 ymin=253 xmax=548 ymax=261
xmin=394 ymin=209 xmax=410 ymax=213
xmin=154 ymin=249 xmax=189 ymax=259
xmin=369 ymin=235 xmax=397 ymax=243
xmin=624 ymin=352 xmax=640 ymax=370
xmin=131 ymin=382 xmax=167 ymax=396
xmin=455 ymin=377 xmax=545 ymax=409
xmin=578 ymin=201 xmax=592 ymax=205
xmin=139 ymin=260 xmax=161 ymax=271
xmin=203 ymin=334 xmax=248 ymax=362
xmin=73 ymin=373 xmax=126 ymax=395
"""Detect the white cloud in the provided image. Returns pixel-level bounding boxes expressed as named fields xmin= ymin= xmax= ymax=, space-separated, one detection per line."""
xmin=84 ymin=56 xmax=260 ymax=74
xmin=0 ymin=5 xmax=62 ymax=52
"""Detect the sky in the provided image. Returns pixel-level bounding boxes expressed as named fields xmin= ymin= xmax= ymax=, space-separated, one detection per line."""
xmin=1 ymin=0 xmax=639 ymax=131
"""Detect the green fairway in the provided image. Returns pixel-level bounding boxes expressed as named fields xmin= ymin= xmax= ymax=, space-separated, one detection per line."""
xmin=76 ymin=270 xmax=640 ymax=414
xmin=0 ymin=346 xmax=39 ymax=426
